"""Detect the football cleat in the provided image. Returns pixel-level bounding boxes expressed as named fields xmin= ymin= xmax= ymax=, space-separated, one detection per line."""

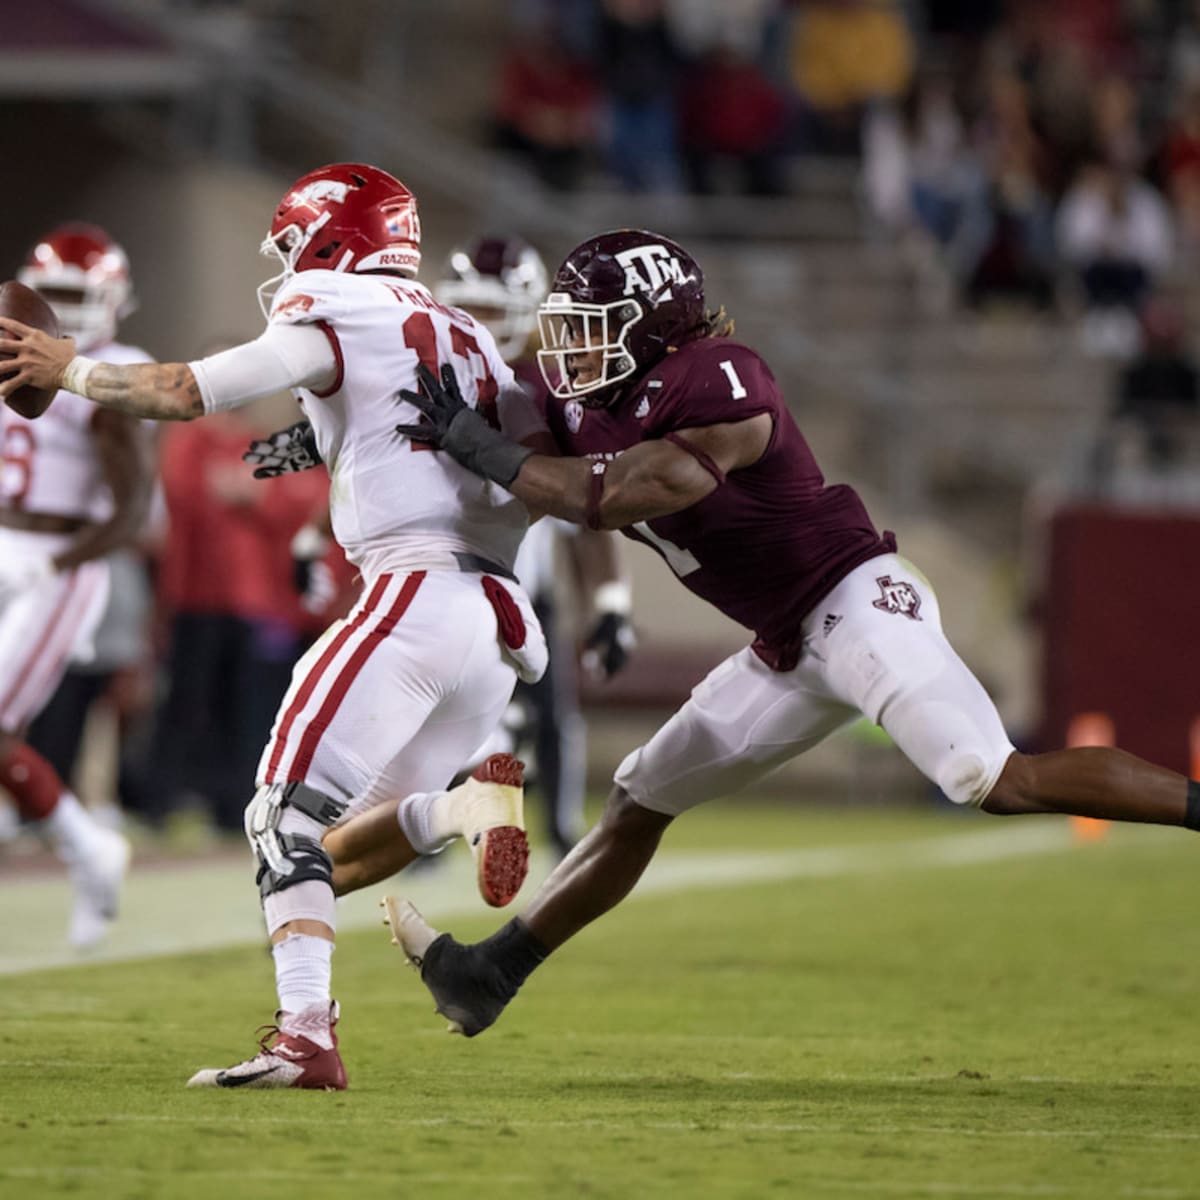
xmin=68 ymin=825 xmax=130 ymax=950
xmin=381 ymin=897 xmax=515 ymax=1037
xmin=453 ymin=753 xmax=528 ymax=907
xmin=186 ymin=1002 xmax=347 ymax=1090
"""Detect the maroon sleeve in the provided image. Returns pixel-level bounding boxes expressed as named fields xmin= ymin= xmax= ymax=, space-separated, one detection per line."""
xmin=643 ymin=340 xmax=779 ymax=438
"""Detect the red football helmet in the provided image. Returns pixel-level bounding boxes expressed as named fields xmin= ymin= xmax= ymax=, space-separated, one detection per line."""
xmin=434 ymin=236 xmax=548 ymax=362
xmin=258 ymin=163 xmax=421 ymax=316
xmin=537 ymin=229 xmax=705 ymax=405
xmin=18 ymin=223 xmax=133 ymax=351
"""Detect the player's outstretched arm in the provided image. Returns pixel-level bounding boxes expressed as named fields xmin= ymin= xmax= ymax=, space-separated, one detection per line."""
xmin=512 ymin=414 xmax=774 ymax=530
xmin=397 ymin=363 xmax=772 ymax=527
xmin=0 ymin=317 xmax=203 ymax=420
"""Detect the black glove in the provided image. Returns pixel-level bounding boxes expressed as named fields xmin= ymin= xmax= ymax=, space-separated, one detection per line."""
xmin=243 ymin=420 xmax=322 ymax=479
xmin=582 ymin=611 xmax=637 ymax=680
xmin=395 ymin=363 xmax=533 ymax=487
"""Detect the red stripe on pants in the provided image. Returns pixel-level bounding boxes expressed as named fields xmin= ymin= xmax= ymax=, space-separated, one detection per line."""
xmin=264 ymin=574 xmax=392 ymax=782
xmin=289 ymin=571 xmax=426 ymax=781
xmin=0 ymin=571 xmax=83 ymax=721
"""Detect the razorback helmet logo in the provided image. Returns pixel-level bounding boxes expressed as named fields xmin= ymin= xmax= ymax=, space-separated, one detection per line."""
xmin=289 ymin=179 xmax=352 ymax=208
xmin=258 ymin=163 xmax=421 ymax=318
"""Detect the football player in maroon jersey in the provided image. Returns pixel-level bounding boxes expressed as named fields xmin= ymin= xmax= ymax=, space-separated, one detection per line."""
xmin=434 ymin=234 xmax=636 ymax=858
xmin=373 ymin=227 xmax=1200 ymax=1038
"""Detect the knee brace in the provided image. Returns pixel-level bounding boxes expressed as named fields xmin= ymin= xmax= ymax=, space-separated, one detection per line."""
xmin=245 ymin=781 xmax=348 ymax=901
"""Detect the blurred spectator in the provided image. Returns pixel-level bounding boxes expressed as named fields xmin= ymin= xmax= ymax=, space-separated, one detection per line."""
xmin=1163 ymin=81 xmax=1200 ymax=255
xmin=788 ymin=0 xmax=915 ymax=156
xmin=1169 ymin=0 xmax=1200 ymax=97
xmin=596 ymin=0 xmax=686 ymax=191
xmin=956 ymin=71 xmax=1056 ymax=310
xmin=1089 ymin=294 xmax=1200 ymax=500
xmin=665 ymin=0 xmax=777 ymax=58
xmin=142 ymin=405 xmax=328 ymax=834
xmin=494 ymin=20 xmax=599 ymax=190
xmin=1113 ymin=296 xmax=1199 ymax=462
xmin=1057 ymin=161 xmax=1173 ymax=350
xmin=863 ymin=67 xmax=979 ymax=244
xmin=679 ymin=44 xmax=789 ymax=194
xmin=1089 ymin=74 xmax=1146 ymax=173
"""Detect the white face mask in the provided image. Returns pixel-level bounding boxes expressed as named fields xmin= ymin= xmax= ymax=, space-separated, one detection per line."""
xmin=536 ymin=294 xmax=642 ymax=400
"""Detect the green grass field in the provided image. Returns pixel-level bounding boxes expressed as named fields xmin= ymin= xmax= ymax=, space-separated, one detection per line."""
xmin=4 ymin=803 xmax=1200 ymax=1199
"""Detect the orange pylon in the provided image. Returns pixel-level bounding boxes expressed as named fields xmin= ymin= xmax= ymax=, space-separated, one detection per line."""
xmin=1066 ymin=712 xmax=1113 ymax=841
xmin=1190 ymin=717 xmax=1200 ymax=781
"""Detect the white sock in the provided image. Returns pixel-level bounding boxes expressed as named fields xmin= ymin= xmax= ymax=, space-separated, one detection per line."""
xmin=397 ymin=790 xmax=453 ymax=855
xmin=273 ymin=933 xmax=334 ymax=1031
xmin=40 ymin=792 xmax=101 ymax=865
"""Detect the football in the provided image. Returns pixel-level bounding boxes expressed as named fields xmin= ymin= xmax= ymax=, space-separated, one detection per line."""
xmin=0 ymin=279 xmax=61 ymax=419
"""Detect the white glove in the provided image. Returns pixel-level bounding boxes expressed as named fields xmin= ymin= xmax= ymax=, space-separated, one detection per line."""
xmin=0 ymin=555 xmax=55 ymax=605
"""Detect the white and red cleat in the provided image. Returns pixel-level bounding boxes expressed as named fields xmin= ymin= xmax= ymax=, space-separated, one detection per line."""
xmin=455 ymin=753 xmax=528 ymax=907
xmin=186 ymin=1002 xmax=347 ymax=1090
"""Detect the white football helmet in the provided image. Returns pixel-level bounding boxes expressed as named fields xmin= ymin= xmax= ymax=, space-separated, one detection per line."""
xmin=434 ymin=235 xmax=548 ymax=362
xmin=18 ymin=223 xmax=134 ymax=352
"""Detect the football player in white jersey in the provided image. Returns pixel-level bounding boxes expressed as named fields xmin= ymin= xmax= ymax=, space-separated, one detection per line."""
xmin=435 ymin=235 xmax=636 ymax=857
xmin=0 ymin=224 xmax=153 ymax=949
xmin=0 ymin=163 xmax=552 ymax=1091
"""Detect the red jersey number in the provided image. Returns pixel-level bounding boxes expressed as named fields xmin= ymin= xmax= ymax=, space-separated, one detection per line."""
xmin=401 ymin=313 xmax=501 ymax=453
xmin=0 ymin=425 xmax=35 ymax=508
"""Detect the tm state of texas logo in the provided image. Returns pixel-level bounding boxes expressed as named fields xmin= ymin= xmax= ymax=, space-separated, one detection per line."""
xmin=872 ymin=575 xmax=922 ymax=620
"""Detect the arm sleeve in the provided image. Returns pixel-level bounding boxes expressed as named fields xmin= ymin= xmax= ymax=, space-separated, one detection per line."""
xmin=188 ymin=322 xmax=338 ymax=414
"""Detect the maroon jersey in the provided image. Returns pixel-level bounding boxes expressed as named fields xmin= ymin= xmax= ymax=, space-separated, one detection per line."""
xmin=511 ymin=358 xmax=547 ymax=415
xmin=544 ymin=337 xmax=895 ymax=667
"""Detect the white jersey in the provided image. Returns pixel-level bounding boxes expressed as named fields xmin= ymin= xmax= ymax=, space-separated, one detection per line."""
xmin=0 ymin=340 xmax=152 ymax=521
xmin=268 ymin=271 xmax=539 ymax=580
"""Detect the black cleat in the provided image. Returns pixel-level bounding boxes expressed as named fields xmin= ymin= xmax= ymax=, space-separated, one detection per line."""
xmin=382 ymin=897 xmax=516 ymax=1037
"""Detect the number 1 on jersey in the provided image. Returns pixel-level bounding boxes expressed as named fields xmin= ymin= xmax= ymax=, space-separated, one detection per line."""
xmin=632 ymin=521 xmax=701 ymax=577
xmin=719 ymin=359 xmax=747 ymax=400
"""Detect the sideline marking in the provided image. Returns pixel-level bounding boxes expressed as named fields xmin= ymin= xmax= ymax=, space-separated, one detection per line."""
xmin=0 ymin=822 xmax=1091 ymax=977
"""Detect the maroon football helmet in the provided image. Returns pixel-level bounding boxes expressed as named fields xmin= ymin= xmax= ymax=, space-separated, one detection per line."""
xmin=537 ymin=229 xmax=705 ymax=405
xmin=258 ymin=163 xmax=420 ymax=316
xmin=18 ymin=223 xmax=133 ymax=351
xmin=434 ymin=235 xmax=548 ymax=362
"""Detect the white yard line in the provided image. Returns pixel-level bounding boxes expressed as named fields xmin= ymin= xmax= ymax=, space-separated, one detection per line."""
xmin=0 ymin=822 xmax=1089 ymax=977
xmin=26 ymin=1110 xmax=1200 ymax=1145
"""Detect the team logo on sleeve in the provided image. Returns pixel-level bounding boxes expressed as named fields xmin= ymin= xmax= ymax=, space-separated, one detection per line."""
xmin=872 ymin=576 xmax=923 ymax=620
xmin=273 ymin=293 xmax=315 ymax=318
xmin=565 ymin=400 xmax=584 ymax=433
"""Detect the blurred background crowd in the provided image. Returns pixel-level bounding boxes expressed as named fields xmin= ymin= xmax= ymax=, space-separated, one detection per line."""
xmin=2 ymin=0 xmax=1199 ymax=854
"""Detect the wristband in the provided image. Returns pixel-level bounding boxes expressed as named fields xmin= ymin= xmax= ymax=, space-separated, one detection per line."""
xmin=585 ymin=460 xmax=608 ymax=530
xmin=62 ymin=356 xmax=99 ymax=397
xmin=592 ymin=580 xmax=632 ymax=616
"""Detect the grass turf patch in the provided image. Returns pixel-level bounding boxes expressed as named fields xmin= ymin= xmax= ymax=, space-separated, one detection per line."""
xmin=3 ymin=805 xmax=1199 ymax=1199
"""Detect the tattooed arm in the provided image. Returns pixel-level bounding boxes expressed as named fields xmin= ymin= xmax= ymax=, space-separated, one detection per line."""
xmin=75 ymin=361 xmax=205 ymax=420
xmin=0 ymin=317 xmax=204 ymax=420
xmin=0 ymin=318 xmax=335 ymax=422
